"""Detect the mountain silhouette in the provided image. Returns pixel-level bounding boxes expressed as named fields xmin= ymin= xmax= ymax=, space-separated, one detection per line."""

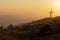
xmin=14 ymin=16 xmax=60 ymax=32
xmin=1 ymin=16 xmax=60 ymax=40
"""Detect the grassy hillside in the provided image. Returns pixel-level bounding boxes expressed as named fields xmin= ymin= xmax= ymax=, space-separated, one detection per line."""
xmin=1 ymin=17 xmax=60 ymax=40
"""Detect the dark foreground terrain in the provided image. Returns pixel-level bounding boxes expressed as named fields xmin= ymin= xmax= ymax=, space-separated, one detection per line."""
xmin=1 ymin=16 xmax=60 ymax=40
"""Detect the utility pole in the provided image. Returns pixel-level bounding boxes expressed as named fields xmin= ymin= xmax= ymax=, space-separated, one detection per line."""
xmin=49 ymin=9 xmax=53 ymax=19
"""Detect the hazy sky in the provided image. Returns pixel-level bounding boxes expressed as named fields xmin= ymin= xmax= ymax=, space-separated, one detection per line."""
xmin=0 ymin=0 xmax=60 ymax=26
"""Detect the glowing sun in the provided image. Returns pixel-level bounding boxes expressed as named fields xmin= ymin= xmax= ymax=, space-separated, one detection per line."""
xmin=53 ymin=0 xmax=60 ymax=7
xmin=56 ymin=1 xmax=60 ymax=6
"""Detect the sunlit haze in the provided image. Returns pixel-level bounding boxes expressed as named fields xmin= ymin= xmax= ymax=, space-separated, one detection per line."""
xmin=0 ymin=0 xmax=60 ymax=26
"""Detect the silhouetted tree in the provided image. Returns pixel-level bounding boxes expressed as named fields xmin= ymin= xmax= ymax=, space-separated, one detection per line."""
xmin=7 ymin=24 xmax=14 ymax=30
xmin=0 ymin=25 xmax=3 ymax=34
xmin=0 ymin=27 xmax=3 ymax=30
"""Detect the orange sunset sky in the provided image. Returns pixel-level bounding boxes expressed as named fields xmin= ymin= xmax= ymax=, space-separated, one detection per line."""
xmin=0 ymin=0 xmax=60 ymax=26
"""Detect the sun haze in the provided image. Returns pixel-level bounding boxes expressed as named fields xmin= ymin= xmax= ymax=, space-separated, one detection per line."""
xmin=0 ymin=0 xmax=60 ymax=26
